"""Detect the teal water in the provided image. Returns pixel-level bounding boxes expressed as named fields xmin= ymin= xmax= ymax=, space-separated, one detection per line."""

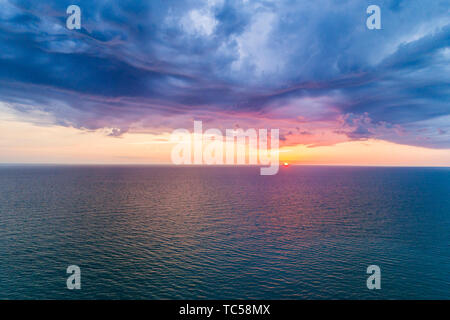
xmin=0 ymin=166 xmax=449 ymax=299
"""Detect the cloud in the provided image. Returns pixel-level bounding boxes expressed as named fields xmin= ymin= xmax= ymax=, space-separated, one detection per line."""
xmin=0 ymin=0 xmax=448 ymax=149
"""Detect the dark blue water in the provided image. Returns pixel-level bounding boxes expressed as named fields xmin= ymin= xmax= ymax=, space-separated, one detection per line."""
xmin=0 ymin=166 xmax=449 ymax=299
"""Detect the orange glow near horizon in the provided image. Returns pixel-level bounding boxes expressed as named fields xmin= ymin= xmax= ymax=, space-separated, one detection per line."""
xmin=1 ymin=114 xmax=450 ymax=166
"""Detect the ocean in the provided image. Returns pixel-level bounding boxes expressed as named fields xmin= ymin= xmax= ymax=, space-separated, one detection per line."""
xmin=0 ymin=165 xmax=449 ymax=299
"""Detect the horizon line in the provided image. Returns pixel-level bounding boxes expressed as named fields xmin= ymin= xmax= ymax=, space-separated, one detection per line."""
xmin=0 ymin=163 xmax=449 ymax=168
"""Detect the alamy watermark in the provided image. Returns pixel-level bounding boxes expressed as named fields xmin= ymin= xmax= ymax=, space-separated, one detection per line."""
xmin=170 ymin=121 xmax=280 ymax=175
xmin=366 ymin=265 xmax=381 ymax=290
xmin=66 ymin=265 xmax=81 ymax=290
xmin=66 ymin=5 xmax=81 ymax=30
xmin=65 ymin=4 xmax=380 ymax=31
xmin=366 ymin=5 xmax=381 ymax=30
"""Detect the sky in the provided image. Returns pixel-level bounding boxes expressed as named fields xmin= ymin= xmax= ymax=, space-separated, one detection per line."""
xmin=0 ymin=0 xmax=449 ymax=165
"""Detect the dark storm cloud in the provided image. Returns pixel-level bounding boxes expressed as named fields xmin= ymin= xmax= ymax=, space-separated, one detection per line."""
xmin=0 ymin=0 xmax=448 ymax=148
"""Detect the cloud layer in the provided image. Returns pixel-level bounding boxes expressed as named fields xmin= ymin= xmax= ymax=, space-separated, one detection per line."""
xmin=0 ymin=0 xmax=449 ymax=148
